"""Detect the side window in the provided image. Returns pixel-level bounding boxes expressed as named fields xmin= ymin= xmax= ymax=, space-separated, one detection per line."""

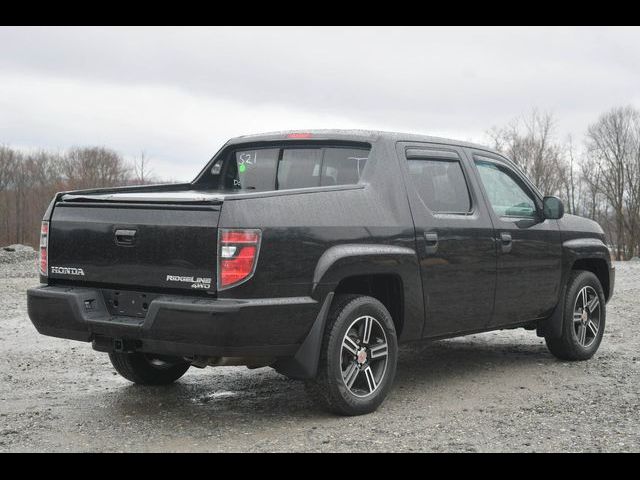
xmin=222 ymin=148 xmax=280 ymax=190
xmin=406 ymin=156 xmax=472 ymax=214
xmin=215 ymin=145 xmax=370 ymax=191
xmin=320 ymin=147 xmax=369 ymax=186
xmin=277 ymin=149 xmax=323 ymax=189
xmin=474 ymin=158 xmax=537 ymax=218
xmin=277 ymin=147 xmax=369 ymax=189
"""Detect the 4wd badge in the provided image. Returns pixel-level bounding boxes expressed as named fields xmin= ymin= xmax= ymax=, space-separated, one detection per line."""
xmin=166 ymin=275 xmax=212 ymax=289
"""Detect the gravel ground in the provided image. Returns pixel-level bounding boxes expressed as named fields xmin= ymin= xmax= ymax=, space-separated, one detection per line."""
xmin=1 ymin=250 xmax=639 ymax=452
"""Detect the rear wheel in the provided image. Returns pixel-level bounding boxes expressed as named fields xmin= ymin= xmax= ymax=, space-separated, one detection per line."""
xmin=545 ymin=270 xmax=606 ymax=361
xmin=109 ymin=352 xmax=190 ymax=385
xmin=305 ymin=295 xmax=398 ymax=416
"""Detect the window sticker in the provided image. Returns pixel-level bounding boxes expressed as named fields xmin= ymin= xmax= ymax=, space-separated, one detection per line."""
xmin=238 ymin=151 xmax=258 ymax=173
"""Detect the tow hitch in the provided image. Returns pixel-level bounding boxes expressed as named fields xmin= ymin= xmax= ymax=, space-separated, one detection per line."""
xmin=92 ymin=336 xmax=138 ymax=353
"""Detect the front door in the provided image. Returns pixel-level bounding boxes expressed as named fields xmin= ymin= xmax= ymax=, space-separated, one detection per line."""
xmin=398 ymin=143 xmax=497 ymax=338
xmin=468 ymin=151 xmax=562 ymax=327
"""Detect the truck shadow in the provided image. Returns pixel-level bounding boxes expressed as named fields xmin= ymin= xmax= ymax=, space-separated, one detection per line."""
xmin=101 ymin=335 xmax=553 ymax=424
xmin=394 ymin=336 xmax=553 ymax=394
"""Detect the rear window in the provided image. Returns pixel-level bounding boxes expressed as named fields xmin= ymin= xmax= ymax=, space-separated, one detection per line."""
xmin=209 ymin=146 xmax=369 ymax=191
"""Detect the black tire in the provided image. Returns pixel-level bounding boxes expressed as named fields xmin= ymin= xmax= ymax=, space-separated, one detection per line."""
xmin=305 ymin=294 xmax=398 ymax=416
xmin=109 ymin=352 xmax=190 ymax=385
xmin=545 ymin=270 xmax=606 ymax=361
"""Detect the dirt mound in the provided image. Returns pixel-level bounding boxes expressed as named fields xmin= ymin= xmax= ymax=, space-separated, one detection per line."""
xmin=0 ymin=244 xmax=37 ymax=267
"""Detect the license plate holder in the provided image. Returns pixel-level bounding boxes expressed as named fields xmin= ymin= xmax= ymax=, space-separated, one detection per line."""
xmin=102 ymin=290 xmax=156 ymax=318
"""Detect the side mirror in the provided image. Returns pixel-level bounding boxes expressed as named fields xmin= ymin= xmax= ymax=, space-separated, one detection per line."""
xmin=543 ymin=196 xmax=564 ymax=220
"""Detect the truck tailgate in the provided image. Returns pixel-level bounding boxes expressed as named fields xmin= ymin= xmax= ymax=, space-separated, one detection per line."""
xmin=48 ymin=201 xmax=220 ymax=292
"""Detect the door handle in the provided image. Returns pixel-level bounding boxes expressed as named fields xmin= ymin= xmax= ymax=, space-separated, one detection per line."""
xmin=499 ymin=232 xmax=512 ymax=253
xmin=424 ymin=232 xmax=438 ymax=255
xmin=115 ymin=229 xmax=137 ymax=247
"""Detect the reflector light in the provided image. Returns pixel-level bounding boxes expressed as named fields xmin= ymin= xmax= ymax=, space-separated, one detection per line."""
xmin=220 ymin=245 xmax=237 ymax=258
xmin=39 ymin=221 xmax=49 ymax=276
xmin=286 ymin=133 xmax=313 ymax=139
xmin=217 ymin=229 xmax=261 ymax=290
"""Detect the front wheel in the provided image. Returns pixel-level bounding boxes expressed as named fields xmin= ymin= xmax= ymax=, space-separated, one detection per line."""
xmin=109 ymin=352 xmax=191 ymax=385
xmin=545 ymin=270 xmax=606 ymax=361
xmin=305 ymin=295 xmax=398 ymax=416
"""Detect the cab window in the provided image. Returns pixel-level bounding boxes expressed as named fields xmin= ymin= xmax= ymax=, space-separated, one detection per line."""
xmin=407 ymin=158 xmax=471 ymax=214
xmin=474 ymin=158 xmax=537 ymax=218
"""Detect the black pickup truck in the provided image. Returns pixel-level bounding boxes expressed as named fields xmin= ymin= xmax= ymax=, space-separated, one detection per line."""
xmin=27 ymin=130 xmax=615 ymax=415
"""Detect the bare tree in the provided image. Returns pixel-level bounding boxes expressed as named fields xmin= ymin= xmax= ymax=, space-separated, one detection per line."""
xmin=132 ymin=150 xmax=155 ymax=185
xmin=0 ymin=146 xmax=18 ymax=241
xmin=580 ymin=155 xmax=603 ymax=219
xmin=0 ymin=145 xmax=17 ymax=193
xmin=624 ymin=126 xmax=640 ymax=257
xmin=487 ymin=110 xmax=568 ymax=197
xmin=61 ymin=146 xmax=131 ymax=189
xmin=563 ymin=135 xmax=579 ymax=215
xmin=585 ymin=106 xmax=639 ymax=259
xmin=1 ymin=146 xmax=136 ymax=247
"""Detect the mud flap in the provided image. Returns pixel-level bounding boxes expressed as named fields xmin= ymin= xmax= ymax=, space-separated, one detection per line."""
xmin=537 ymin=284 xmax=566 ymax=339
xmin=274 ymin=292 xmax=334 ymax=380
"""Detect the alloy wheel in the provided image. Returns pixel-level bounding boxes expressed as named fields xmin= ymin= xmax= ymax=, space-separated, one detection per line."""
xmin=573 ymin=286 xmax=601 ymax=348
xmin=340 ymin=315 xmax=389 ymax=397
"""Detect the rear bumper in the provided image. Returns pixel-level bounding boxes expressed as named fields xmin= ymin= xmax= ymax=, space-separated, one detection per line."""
xmin=27 ymin=285 xmax=320 ymax=358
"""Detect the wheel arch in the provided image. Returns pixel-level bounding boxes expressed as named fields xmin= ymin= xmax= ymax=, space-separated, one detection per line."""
xmin=334 ymin=273 xmax=405 ymax=338
xmin=311 ymin=243 xmax=424 ymax=342
xmin=538 ymin=237 xmax=613 ymax=339
xmin=570 ymin=257 xmax=610 ymax=301
xmin=275 ymin=243 xmax=424 ymax=380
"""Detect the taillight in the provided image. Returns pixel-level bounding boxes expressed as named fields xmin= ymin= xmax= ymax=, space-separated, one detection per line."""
xmin=217 ymin=229 xmax=261 ymax=290
xmin=39 ymin=221 xmax=49 ymax=276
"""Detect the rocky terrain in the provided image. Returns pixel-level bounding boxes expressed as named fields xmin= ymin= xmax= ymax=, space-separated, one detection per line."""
xmin=1 ymin=247 xmax=638 ymax=452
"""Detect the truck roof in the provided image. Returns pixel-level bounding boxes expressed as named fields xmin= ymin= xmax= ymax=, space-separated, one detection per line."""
xmin=229 ymin=129 xmax=498 ymax=155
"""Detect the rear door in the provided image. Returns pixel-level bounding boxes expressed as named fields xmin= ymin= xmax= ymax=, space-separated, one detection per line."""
xmin=48 ymin=201 xmax=220 ymax=292
xmin=468 ymin=150 xmax=562 ymax=327
xmin=398 ymin=142 xmax=497 ymax=337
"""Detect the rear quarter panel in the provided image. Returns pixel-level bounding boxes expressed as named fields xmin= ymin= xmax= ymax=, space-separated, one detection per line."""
xmin=216 ymin=138 xmax=424 ymax=341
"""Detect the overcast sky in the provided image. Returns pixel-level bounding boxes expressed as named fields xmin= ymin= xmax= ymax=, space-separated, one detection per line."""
xmin=1 ymin=26 xmax=639 ymax=180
